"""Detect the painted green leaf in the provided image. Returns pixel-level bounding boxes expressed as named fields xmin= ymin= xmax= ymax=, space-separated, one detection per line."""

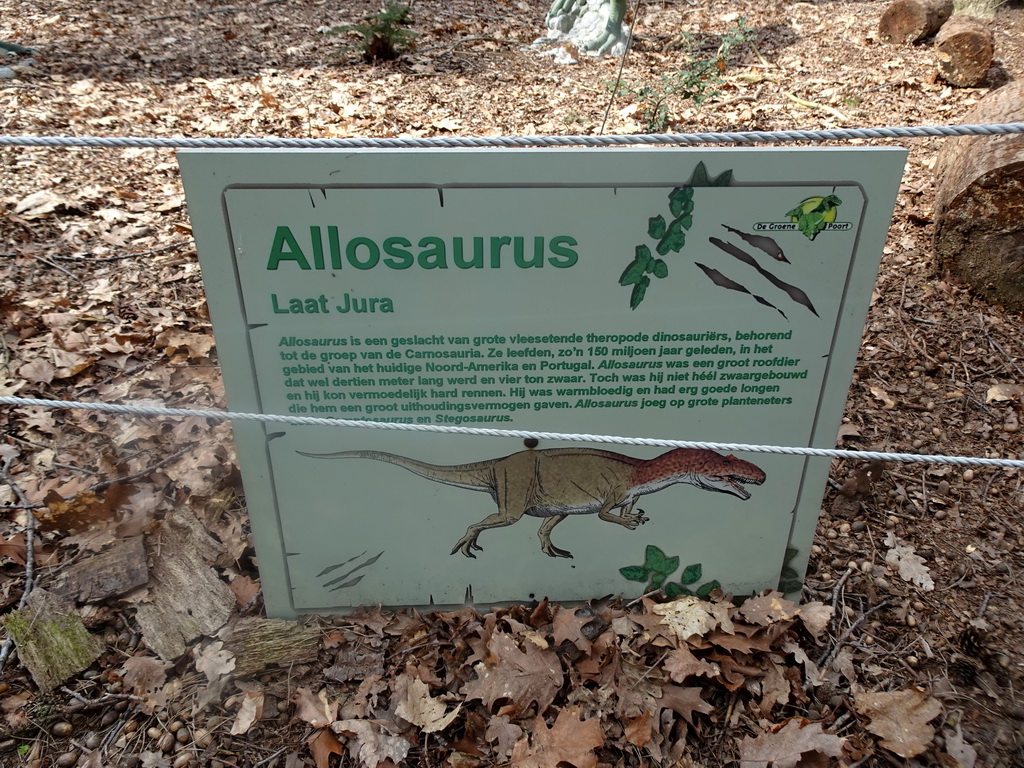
xmin=651 ymin=259 xmax=668 ymax=279
xmin=648 ymin=215 xmax=667 ymax=239
xmin=711 ymin=169 xmax=733 ymax=187
xmin=635 ymin=243 xmax=653 ymax=264
xmin=664 ymin=582 xmax=686 ymax=598
xmin=668 ymin=185 xmax=694 ymax=217
xmin=619 ymin=565 xmax=650 ymax=582
xmin=689 ymin=162 xmax=711 ymax=187
xmin=679 ymin=563 xmax=703 ymax=585
xmin=619 ymin=258 xmax=646 ymax=286
xmin=656 ymin=218 xmax=687 ymax=255
xmin=629 ymin=276 xmax=650 ymax=310
xmin=643 ymin=544 xmax=673 ymax=574
xmin=678 ymin=214 xmax=693 ymax=230
xmin=649 ymin=571 xmax=667 ymax=588
xmin=695 ymin=580 xmax=721 ymax=598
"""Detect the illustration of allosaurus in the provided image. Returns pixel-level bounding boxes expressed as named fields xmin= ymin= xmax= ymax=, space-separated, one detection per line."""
xmin=297 ymin=447 xmax=766 ymax=559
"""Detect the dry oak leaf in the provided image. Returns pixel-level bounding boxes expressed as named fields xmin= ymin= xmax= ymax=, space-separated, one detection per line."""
xmin=657 ymin=684 xmax=714 ymax=725
xmin=394 ymin=674 xmax=462 ymax=733
xmin=652 ymin=596 xmax=734 ymax=641
xmin=552 ymin=605 xmax=593 ymax=653
xmin=229 ymin=690 xmax=265 ymax=735
xmin=462 ymin=631 xmax=563 ymax=715
xmin=884 ymin=533 xmax=934 ymax=591
xmin=739 ymin=592 xmax=799 ymax=625
xmin=663 ymin=645 xmax=721 ymax=683
xmin=292 ymin=687 xmax=339 ymax=729
xmin=796 ymin=602 xmax=834 ymax=638
xmin=308 ymin=729 xmax=347 ymax=768
xmin=738 ymin=718 xmax=844 ymax=768
xmin=331 ymin=719 xmax=412 ymax=768
xmin=854 ymin=687 xmax=942 ymax=758
xmin=509 ymin=706 xmax=604 ymax=768
xmin=121 ymin=655 xmax=173 ymax=715
xmin=485 ymin=714 xmax=524 ymax=757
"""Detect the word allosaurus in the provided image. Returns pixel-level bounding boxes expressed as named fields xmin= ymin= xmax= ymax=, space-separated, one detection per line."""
xmin=297 ymin=447 xmax=766 ymax=559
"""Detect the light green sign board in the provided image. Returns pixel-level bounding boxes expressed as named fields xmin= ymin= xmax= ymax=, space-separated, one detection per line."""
xmin=179 ymin=148 xmax=905 ymax=618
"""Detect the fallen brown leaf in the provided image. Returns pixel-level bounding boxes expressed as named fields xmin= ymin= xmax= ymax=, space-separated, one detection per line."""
xmin=854 ymin=687 xmax=942 ymax=758
xmin=738 ymin=718 xmax=845 ymax=768
xmin=509 ymin=706 xmax=604 ymax=768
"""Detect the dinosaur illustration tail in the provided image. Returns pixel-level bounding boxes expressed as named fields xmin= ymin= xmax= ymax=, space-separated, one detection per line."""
xmin=295 ymin=450 xmax=495 ymax=491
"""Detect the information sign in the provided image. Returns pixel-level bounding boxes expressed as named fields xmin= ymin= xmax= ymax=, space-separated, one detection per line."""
xmin=179 ymin=148 xmax=905 ymax=618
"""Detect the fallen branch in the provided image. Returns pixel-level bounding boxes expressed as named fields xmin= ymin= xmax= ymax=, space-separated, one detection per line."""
xmin=785 ymin=93 xmax=850 ymax=122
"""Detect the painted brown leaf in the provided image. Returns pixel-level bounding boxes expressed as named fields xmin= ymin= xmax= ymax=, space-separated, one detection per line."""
xmin=738 ymin=718 xmax=844 ymax=768
xmin=509 ymin=706 xmax=604 ymax=768
xmin=854 ymin=687 xmax=942 ymax=758
xmin=462 ymin=631 xmax=563 ymax=715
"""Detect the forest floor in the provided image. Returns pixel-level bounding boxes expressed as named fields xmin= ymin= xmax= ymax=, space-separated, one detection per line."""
xmin=2 ymin=0 xmax=1024 ymax=766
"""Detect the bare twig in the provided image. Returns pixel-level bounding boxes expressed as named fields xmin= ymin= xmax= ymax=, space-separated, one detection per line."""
xmin=818 ymin=599 xmax=892 ymax=669
xmin=32 ymin=253 xmax=83 ymax=283
xmin=80 ymin=445 xmax=192 ymax=495
xmin=60 ymin=686 xmax=146 ymax=707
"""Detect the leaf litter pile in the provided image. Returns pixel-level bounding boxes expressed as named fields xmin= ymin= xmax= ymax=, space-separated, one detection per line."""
xmin=3 ymin=0 xmax=1024 ymax=765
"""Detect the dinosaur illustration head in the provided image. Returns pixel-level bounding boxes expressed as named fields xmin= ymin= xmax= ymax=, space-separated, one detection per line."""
xmin=644 ymin=448 xmax=766 ymax=500
xmin=693 ymin=451 xmax=766 ymax=499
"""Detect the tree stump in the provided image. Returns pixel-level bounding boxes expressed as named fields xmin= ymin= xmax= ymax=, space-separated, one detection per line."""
xmin=935 ymin=16 xmax=994 ymax=86
xmin=878 ymin=0 xmax=953 ymax=44
xmin=933 ymin=81 xmax=1024 ymax=309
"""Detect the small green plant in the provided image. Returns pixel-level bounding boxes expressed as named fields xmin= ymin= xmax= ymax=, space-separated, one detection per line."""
xmin=620 ymin=544 xmax=721 ymax=598
xmin=331 ymin=2 xmax=416 ymax=62
xmin=610 ymin=19 xmax=753 ymax=132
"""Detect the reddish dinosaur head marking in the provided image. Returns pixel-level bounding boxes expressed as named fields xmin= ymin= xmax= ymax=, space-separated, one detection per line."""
xmin=637 ymin=448 xmax=766 ymax=500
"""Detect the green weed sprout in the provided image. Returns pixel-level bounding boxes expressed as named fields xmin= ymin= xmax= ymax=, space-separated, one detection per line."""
xmin=330 ymin=2 xmax=416 ymax=62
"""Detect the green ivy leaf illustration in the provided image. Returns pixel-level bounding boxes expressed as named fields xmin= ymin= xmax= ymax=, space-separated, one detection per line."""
xmin=711 ymin=169 xmax=733 ymax=187
xmin=619 ymin=259 xmax=646 ymax=286
xmin=678 ymin=213 xmax=693 ymax=230
xmin=656 ymin=217 xmax=687 ymax=255
xmin=695 ymin=580 xmax=721 ymax=598
xmin=664 ymin=582 xmax=687 ymax=598
xmin=619 ymin=565 xmax=650 ymax=582
xmin=630 ymin=276 xmax=650 ymax=310
xmin=667 ymin=583 xmax=693 ymax=597
xmin=679 ymin=563 xmax=703 ymax=585
xmin=643 ymin=545 xmax=674 ymax=575
xmin=668 ymin=185 xmax=694 ymax=217
xmin=648 ymin=215 xmax=667 ymax=239
xmin=649 ymin=571 xmax=667 ymax=588
xmin=651 ymin=259 xmax=668 ymax=279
